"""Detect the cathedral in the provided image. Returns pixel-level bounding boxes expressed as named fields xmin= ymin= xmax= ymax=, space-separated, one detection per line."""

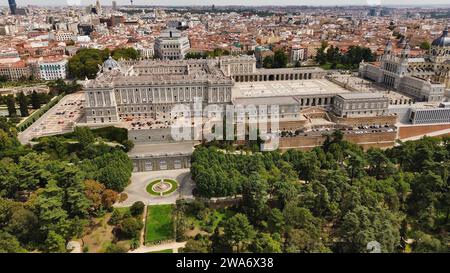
xmin=359 ymin=26 xmax=449 ymax=102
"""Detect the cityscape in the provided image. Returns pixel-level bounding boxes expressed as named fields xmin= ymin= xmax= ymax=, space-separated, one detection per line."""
xmin=0 ymin=0 xmax=449 ymax=258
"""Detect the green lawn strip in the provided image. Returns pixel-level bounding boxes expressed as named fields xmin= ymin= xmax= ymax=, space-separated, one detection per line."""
xmin=146 ymin=179 xmax=179 ymax=196
xmin=146 ymin=249 xmax=173 ymax=253
xmin=145 ymin=205 xmax=174 ymax=244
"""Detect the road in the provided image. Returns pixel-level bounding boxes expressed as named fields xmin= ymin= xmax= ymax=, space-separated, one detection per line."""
xmin=128 ymin=241 xmax=186 ymax=253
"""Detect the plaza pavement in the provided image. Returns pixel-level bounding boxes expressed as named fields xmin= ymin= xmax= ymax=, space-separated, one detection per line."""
xmin=114 ymin=168 xmax=195 ymax=207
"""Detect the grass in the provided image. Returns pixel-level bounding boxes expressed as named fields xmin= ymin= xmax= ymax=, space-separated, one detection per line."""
xmin=81 ymin=212 xmax=115 ymax=253
xmin=146 ymin=179 xmax=179 ymax=196
xmin=184 ymin=208 xmax=235 ymax=237
xmin=146 ymin=249 xmax=173 ymax=253
xmin=145 ymin=205 xmax=174 ymax=244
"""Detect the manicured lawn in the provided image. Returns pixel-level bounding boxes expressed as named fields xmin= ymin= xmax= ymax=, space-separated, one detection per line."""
xmin=146 ymin=179 xmax=178 ymax=196
xmin=145 ymin=205 xmax=174 ymax=244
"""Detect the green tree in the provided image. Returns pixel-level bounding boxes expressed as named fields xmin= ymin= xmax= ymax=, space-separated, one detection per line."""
xmin=104 ymin=243 xmax=127 ymax=253
xmin=112 ymin=47 xmax=139 ymax=60
xmin=117 ymin=217 xmax=143 ymax=239
xmin=251 ymin=233 xmax=282 ymax=253
xmin=68 ymin=48 xmax=110 ymax=79
xmin=17 ymin=92 xmax=29 ymax=117
xmin=6 ymin=95 xmax=16 ymax=117
xmin=222 ymin=213 xmax=256 ymax=252
xmin=74 ymin=127 xmax=95 ymax=149
xmin=273 ymin=50 xmax=288 ymax=68
xmin=412 ymin=231 xmax=445 ymax=253
xmin=45 ymin=230 xmax=66 ymax=253
xmin=263 ymin=55 xmax=274 ymax=68
xmin=130 ymin=201 xmax=145 ymax=217
xmin=420 ymin=42 xmax=431 ymax=50
xmin=0 ymin=231 xmax=26 ymax=253
xmin=184 ymin=237 xmax=211 ymax=253
xmin=30 ymin=91 xmax=41 ymax=109
xmin=241 ymin=173 xmax=269 ymax=223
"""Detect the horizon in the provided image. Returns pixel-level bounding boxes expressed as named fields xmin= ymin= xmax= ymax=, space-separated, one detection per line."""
xmin=3 ymin=0 xmax=450 ymax=8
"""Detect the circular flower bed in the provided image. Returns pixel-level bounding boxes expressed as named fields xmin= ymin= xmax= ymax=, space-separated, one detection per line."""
xmin=146 ymin=179 xmax=179 ymax=196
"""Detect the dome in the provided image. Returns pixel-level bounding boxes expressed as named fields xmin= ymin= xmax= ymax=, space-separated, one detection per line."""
xmin=431 ymin=27 xmax=450 ymax=47
xmin=103 ymin=56 xmax=120 ymax=71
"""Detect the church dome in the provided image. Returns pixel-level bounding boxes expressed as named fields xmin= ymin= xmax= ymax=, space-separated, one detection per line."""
xmin=103 ymin=56 xmax=120 ymax=71
xmin=432 ymin=27 xmax=450 ymax=47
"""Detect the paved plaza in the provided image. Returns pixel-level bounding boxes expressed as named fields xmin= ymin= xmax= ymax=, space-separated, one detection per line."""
xmin=114 ymin=168 xmax=194 ymax=207
xmin=18 ymin=92 xmax=85 ymax=144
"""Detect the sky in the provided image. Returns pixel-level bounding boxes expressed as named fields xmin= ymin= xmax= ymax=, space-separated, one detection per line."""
xmin=8 ymin=0 xmax=450 ymax=7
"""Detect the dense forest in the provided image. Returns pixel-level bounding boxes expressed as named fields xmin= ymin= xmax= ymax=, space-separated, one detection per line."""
xmin=189 ymin=131 xmax=449 ymax=253
xmin=0 ymin=120 xmax=133 ymax=252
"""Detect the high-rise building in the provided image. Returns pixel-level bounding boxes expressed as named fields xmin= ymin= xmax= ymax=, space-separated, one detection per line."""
xmin=96 ymin=0 xmax=102 ymax=15
xmin=8 ymin=0 xmax=17 ymax=15
xmin=112 ymin=1 xmax=117 ymax=10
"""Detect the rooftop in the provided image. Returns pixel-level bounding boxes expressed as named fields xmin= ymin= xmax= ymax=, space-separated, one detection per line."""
xmin=337 ymin=92 xmax=387 ymax=100
xmin=232 ymin=79 xmax=350 ymax=99
xmin=128 ymin=142 xmax=195 ymax=157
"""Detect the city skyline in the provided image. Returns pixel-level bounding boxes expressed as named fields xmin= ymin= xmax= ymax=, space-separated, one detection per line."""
xmin=5 ymin=0 xmax=450 ymax=7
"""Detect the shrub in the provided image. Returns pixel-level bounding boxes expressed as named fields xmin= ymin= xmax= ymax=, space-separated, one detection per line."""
xmin=104 ymin=243 xmax=127 ymax=253
xmin=130 ymin=201 xmax=145 ymax=217
xmin=117 ymin=217 xmax=143 ymax=239
xmin=108 ymin=209 xmax=122 ymax=225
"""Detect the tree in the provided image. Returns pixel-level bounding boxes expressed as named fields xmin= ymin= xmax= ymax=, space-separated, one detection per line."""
xmin=112 ymin=47 xmax=139 ymax=60
xmin=408 ymin=171 xmax=446 ymax=230
xmin=285 ymin=228 xmax=330 ymax=253
xmin=184 ymin=237 xmax=211 ymax=253
xmin=338 ymin=206 xmax=400 ymax=253
xmin=116 ymin=217 xmax=143 ymax=239
xmin=74 ymin=127 xmax=95 ymax=149
xmin=84 ymin=180 xmax=117 ymax=213
xmin=102 ymin=189 xmax=118 ymax=210
xmin=420 ymin=42 xmax=431 ymax=50
xmin=108 ymin=209 xmax=122 ymax=225
xmin=68 ymin=48 xmax=110 ymax=79
xmin=267 ymin=208 xmax=285 ymax=234
xmin=4 ymin=206 xmax=38 ymax=244
xmin=45 ymin=231 xmax=66 ymax=253
xmin=17 ymin=92 xmax=29 ymax=117
xmin=130 ymin=201 xmax=145 ymax=217
xmin=273 ymin=50 xmax=288 ymax=68
xmin=6 ymin=95 xmax=16 ymax=117
xmin=30 ymin=91 xmax=41 ymax=109
xmin=251 ymin=233 xmax=282 ymax=253
xmin=412 ymin=231 xmax=445 ymax=253
xmin=222 ymin=213 xmax=256 ymax=252
xmin=241 ymin=173 xmax=269 ymax=223
xmin=104 ymin=243 xmax=127 ymax=253
xmin=366 ymin=148 xmax=397 ymax=179
xmin=0 ymin=231 xmax=26 ymax=253
xmin=262 ymin=55 xmax=274 ymax=68
xmin=98 ymin=164 xmax=131 ymax=192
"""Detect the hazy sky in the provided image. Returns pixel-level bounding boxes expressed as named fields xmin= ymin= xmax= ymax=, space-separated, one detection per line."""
xmin=9 ymin=0 xmax=450 ymax=7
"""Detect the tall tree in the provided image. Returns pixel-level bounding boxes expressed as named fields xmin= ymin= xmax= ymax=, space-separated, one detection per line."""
xmin=6 ymin=95 xmax=16 ymax=117
xmin=17 ymin=92 xmax=29 ymax=117
xmin=222 ymin=213 xmax=256 ymax=253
